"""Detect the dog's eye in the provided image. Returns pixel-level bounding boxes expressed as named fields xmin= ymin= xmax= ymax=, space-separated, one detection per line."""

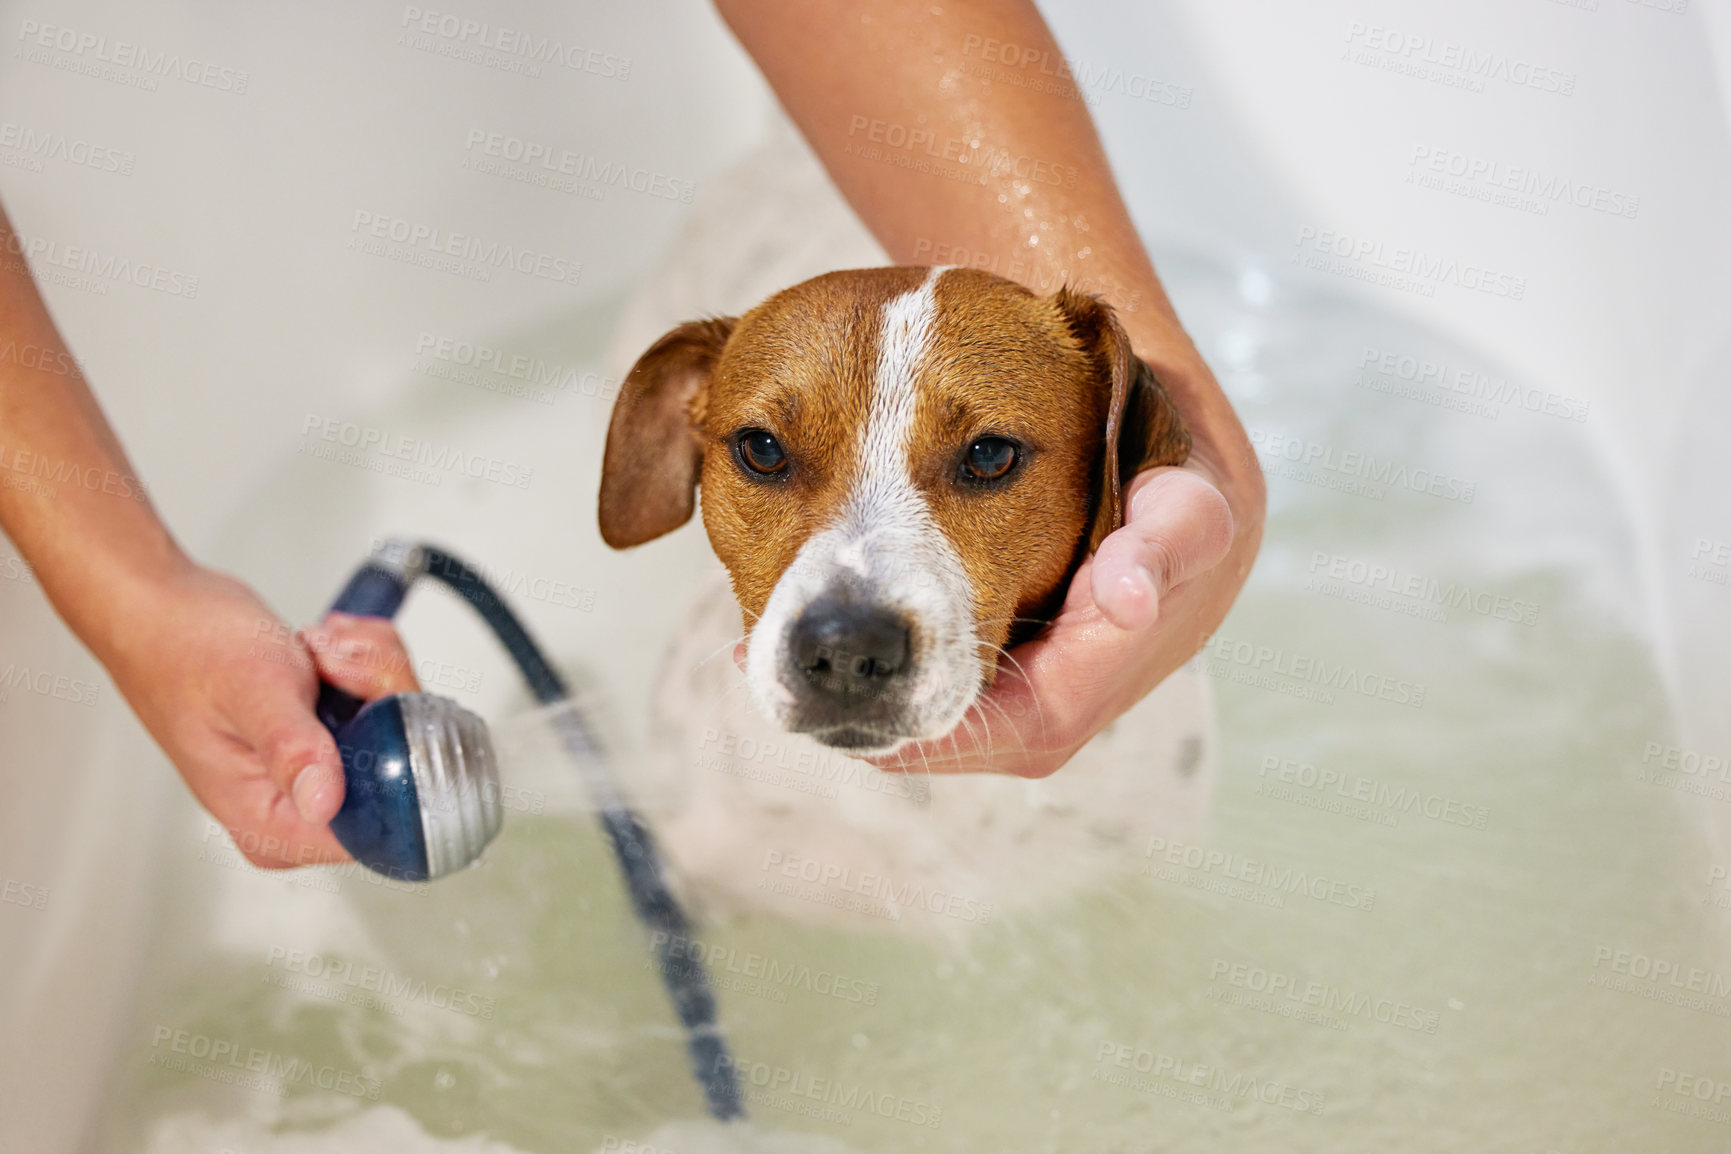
xmin=963 ymin=436 xmax=1018 ymax=482
xmin=737 ymin=429 xmax=788 ymax=475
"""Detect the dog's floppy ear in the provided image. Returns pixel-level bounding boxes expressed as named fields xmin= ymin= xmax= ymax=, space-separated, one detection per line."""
xmin=1053 ymin=287 xmax=1192 ymax=552
xmin=598 ymin=317 xmax=735 ymax=549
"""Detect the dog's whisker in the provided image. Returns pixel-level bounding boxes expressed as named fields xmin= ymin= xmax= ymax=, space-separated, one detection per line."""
xmin=712 ymin=683 xmax=754 ymax=712
xmin=980 ymin=642 xmax=1044 ymax=725
xmin=972 ymin=693 xmax=1025 ymax=763
xmin=971 ymin=614 xmax=1057 ymax=629
xmin=692 ymin=632 xmax=749 ymax=672
xmin=706 ymin=674 xmax=763 ymax=719
xmin=948 ymin=712 xmax=976 ymax=768
xmin=954 ymin=710 xmax=983 ymax=769
xmin=978 ymin=653 xmax=1036 ymax=698
xmin=974 ymin=663 xmax=1045 ymax=764
xmin=913 ymin=741 xmax=937 ymax=784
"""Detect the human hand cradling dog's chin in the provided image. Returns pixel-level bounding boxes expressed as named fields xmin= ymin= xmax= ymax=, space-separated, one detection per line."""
xmin=864 ymin=460 xmax=1241 ymax=779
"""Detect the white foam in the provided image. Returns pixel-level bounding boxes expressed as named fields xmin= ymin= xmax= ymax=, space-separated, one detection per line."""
xmin=141 ymin=1105 xmax=858 ymax=1154
xmin=143 ymin=1104 xmax=527 ymax=1154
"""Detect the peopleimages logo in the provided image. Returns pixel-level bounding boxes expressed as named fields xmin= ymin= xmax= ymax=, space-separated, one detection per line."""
xmin=1 ymin=877 xmax=49 ymax=911
xmin=398 ymin=7 xmax=631 ymax=80
xmin=1293 ymin=226 xmax=1526 ymax=301
xmin=1202 ymin=632 xmax=1427 ymax=709
xmin=1092 ymin=1041 xmax=1325 ymax=1115
xmin=1143 ymin=836 xmax=1377 ymax=911
xmin=957 ymin=33 xmax=1194 ymax=110
xmin=1341 ymin=21 xmax=1576 ymax=96
xmin=1588 ymin=944 xmax=1731 ymax=1017
xmin=0 ymin=121 xmax=135 ymax=175
xmin=1356 ymin=344 xmax=1590 ymax=424
xmin=299 ymin=415 xmax=534 ymax=490
xmin=347 ymin=210 xmax=582 ymax=287
xmin=1634 ymin=740 xmax=1731 ymax=805
xmin=264 ymin=946 xmax=496 ymax=1019
xmin=0 ymin=443 xmax=149 ymax=502
xmin=148 ymin=1027 xmax=380 ymax=1100
xmin=1250 ymin=428 xmax=1477 ymax=504
xmin=462 ymin=130 xmax=694 ymax=204
xmin=698 ymin=727 xmax=929 ymax=803
xmin=15 ymin=19 xmax=250 ymax=93
xmin=1208 ymin=959 xmax=1442 ymax=1033
xmin=759 ymin=849 xmax=993 ymax=924
xmin=0 ymin=339 xmax=84 ymax=380
xmin=909 ymin=236 xmax=1144 ymax=313
xmin=0 ymin=664 xmax=99 ymax=707
xmin=1688 ymin=538 xmax=1731 ymax=590
xmin=1 ymin=227 xmax=200 ymax=298
xmin=646 ymin=930 xmax=881 ymax=1006
xmin=414 ymin=332 xmax=621 ymax=411
xmin=1407 ymin=145 xmax=1639 ymax=220
xmin=845 ymin=115 xmax=1079 ymax=189
xmin=1306 ymin=550 xmax=1539 ymax=627
xmin=1257 ymin=755 xmax=1489 ymax=831
xmin=717 ymin=1055 xmax=943 ymax=1128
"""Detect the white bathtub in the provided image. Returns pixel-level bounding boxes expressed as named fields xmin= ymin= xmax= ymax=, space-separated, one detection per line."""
xmin=2 ymin=2 xmax=1728 ymax=1151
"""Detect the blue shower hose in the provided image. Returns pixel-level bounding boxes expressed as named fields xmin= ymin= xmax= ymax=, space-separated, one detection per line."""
xmin=327 ymin=542 xmax=746 ymax=1121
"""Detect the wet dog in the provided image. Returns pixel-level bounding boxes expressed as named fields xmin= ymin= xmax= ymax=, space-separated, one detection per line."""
xmin=596 ymin=263 xmax=1210 ymax=933
xmin=599 ymin=265 xmax=1190 ymax=755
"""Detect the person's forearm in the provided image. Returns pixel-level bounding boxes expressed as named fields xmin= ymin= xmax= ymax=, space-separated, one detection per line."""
xmin=0 ymin=202 xmax=191 ymax=665
xmin=714 ymin=0 xmax=1262 ymax=515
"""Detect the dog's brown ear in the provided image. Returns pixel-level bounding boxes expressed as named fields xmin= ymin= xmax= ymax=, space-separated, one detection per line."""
xmin=598 ymin=317 xmax=735 ymax=548
xmin=1053 ymin=288 xmax=1191 ymax=552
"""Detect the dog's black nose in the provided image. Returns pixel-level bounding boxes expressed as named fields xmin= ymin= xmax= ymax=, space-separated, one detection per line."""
xmin=789 ymin=597 xmax=911 ymax=706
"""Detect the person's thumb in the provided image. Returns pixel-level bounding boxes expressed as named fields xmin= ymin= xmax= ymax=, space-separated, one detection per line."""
xmin=1091 ymin=467 xmax=1234 ymax=631
xmin=240 ymin=685 xmax=347 ymax=826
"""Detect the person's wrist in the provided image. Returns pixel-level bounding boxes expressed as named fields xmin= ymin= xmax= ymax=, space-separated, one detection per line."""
xmin=79 ymin=543 xmax=207 ymax=677
xmin=1186 ymin=410 xmax=1266 ymax=533
xmin=1123 ymin=323 xmax=1265 ymax=529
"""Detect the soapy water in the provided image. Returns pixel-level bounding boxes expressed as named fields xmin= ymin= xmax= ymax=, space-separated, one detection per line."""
xmin=91 ymin=252 xmax=1728 ymax=1152
xmin=142 ymin=1106 xmax=857 ymax=1154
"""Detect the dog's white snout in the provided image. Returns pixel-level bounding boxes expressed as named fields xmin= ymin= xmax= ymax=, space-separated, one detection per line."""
xmin=744 ymin=523 xmax=981 ymax=752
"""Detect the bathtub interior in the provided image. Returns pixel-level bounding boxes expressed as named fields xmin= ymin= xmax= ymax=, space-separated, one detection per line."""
xmin=78 ymin=239 xmax=1727 ymax=1152
xmin=0 ymin=0 xmax=1723 ymax=1151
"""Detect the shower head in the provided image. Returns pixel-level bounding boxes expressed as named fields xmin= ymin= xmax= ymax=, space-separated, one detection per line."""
xmin=325 ymin=690 xmax=503 ymax=882
xmin=315 ymin=538 xmax=746 ymax=1119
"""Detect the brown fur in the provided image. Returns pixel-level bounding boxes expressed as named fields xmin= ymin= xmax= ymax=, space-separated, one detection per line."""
xmin=598 ymin=267 xmax=1189 ymax=671
xmin=697 ymin=268 xmax=927 ymax=625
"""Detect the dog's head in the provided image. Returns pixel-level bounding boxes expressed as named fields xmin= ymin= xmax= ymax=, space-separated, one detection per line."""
xmin=599 ymin=266 xmax=1188 ymax=753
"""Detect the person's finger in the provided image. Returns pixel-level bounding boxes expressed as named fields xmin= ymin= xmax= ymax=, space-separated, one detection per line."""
xmin=204 ymin=777 xmax=353 ymax=869
xmin=305 ymin=612 xmax=422 ymax=700
xmin=181 ymin=697 xmax=353 ymax=866
xmin=229 ymin=676 xmax=348 ymax=827
xmin=1090 ymin=466 xmax=1234 ymax=631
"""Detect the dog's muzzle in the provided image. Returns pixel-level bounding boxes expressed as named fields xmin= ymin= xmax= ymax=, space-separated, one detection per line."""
xmin=784 ymin=593 xmax=916 ymax=748
xmin=744 ymin=507 xmax=981 ymax=754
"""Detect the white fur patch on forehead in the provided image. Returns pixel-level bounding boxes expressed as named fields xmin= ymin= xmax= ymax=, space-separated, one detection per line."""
xmin=864 ymin=265 xmax=948 ymax=476
xmin=844 ymin=265 xmax=953 ymax=567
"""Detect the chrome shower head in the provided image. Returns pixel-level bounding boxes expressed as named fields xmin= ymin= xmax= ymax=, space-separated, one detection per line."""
xmin=327 ymin=691 xmax=502 ymax=882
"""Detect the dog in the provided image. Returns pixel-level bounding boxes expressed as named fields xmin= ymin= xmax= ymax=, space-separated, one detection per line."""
xmin=598 ymin=265 xmax=1190 ymax=754
xmin=595 ymin=260 xmax=1215 ymax=933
